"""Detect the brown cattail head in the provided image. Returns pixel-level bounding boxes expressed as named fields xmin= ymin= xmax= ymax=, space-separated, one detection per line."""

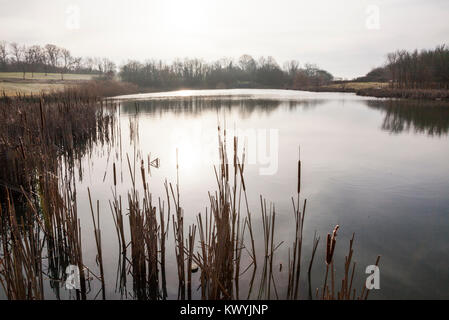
xmin=297 ymin=146 xmax=301 ymax=194
xmin=234 ymin=136 xmax=237 ymax=170
xmin=240 ymin=165 xmax=246 ymax=191
xmin=326 ymin=233 xmax=332 ymax=264
xmin=113 ymin=162 xmax=117 ymax=186
xmin=140 ymin=159 xmax=146 ymax=190
xmin=326 ymin=225 xmax=339 ymax=265
xmin=332 ymin=225 xmax=340 ymax=238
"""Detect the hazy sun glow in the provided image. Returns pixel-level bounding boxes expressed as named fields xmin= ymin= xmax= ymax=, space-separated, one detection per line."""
xmin=1 ymin=0 xmax=449 ymax=78
xmin=159 ymin=0 xmax=210 ymax=36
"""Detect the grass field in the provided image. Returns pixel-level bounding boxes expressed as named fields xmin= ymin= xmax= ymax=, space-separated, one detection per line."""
xmin=0 ymin=72 xmax=96 ymax=96
xmin=326 ymin=81 xmax=388 ymax=90
xmin=0 ymin=82 xmax=66 ymax=96
xmin=0 ymin=75 xmax=390 ymax=97
xmin=0 ymin=72 xmax=95 ymax=81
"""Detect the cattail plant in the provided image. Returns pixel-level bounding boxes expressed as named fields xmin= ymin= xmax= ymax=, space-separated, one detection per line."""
xmin=0 ymin=92 xmax=381 ymax=301
xmin=322 ymin=225 xmax=339 ymax=299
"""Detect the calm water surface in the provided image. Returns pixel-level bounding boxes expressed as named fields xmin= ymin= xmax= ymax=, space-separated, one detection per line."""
xmin=69 ymin=89 xmax=449 ymax=299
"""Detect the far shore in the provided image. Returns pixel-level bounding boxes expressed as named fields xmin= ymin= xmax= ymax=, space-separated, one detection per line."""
xmin=288 ymin=82 xmax=449 ymax=101
xmin=2 ymin=73 xmax=449 ymax=102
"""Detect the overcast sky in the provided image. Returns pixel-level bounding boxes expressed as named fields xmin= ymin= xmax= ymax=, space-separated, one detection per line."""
xmin=1 ymin=0 xmax=448 ymax=78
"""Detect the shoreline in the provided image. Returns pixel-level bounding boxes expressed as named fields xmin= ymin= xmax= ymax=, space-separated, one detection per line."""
xmin=288 ymin=85 xmax=449 ymax=101
xmin=3 ymin=76 xmax=449 ymax=103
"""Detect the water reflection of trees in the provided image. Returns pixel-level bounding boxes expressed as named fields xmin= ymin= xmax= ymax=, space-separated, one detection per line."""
xmin=120 ymin=96 xmax=326 ymax=118
xmin=366 ymin=100 xmax=449 ymax=136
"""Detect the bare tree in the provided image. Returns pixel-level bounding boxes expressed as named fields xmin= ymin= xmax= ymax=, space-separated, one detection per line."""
xmin=101 ymin=58 xmax=116 ymax=78
xmin=283 ymin=60 xmax=300 ymax=76
xmin=10 ymin=42 xmax=26 ymax=79
xmin=45 ymin=44 xmax=61 ymax=75
xmin=71 ymin=57 xmax=82 ymax=73
xmin=119 ymin=54 xmax=333 ymax=89
xmin=25 ymin=45 xmax=44 ymax=78
xmin=238 ymin=54 xmax=257 ymax=82
xmin=383 ymin=45 xmax=449 ymax=89
xmin=83 ymin=57 xmax=95 ymax=73
xmin=59 ymin=48 xmax=73 ymax=80
xmin=283 ymin=60 xmax=300 ymax=86
xmin=0 ymin=41 xmax=8 ymax=71
xmin=239 ymin=54 xmax=257 ymax=72
xmin=40 ymin=49 xmax=49 ymax=76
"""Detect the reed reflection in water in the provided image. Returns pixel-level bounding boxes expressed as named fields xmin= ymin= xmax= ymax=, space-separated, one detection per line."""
xmin=2 ymin=89 xmax=449 ymax=299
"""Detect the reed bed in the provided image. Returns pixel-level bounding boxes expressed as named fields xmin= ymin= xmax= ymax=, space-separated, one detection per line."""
xmin=0 ymin=93 xmax=380 ymax=300
xmin=0 ymin=89 xmax=118 ymax=299
xmin=356 ymin=87 xmax=449 ymax=100
xmin=102 ymin=123 xmax=379 ymax=301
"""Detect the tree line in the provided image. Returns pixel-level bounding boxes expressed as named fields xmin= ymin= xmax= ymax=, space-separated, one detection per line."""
xmin=119 ymin=55 xmax=333 ymax=89
xmin=0 ymin=41 xmax=334 ymax=88
xmin=0 ymin=41 xmax=116 ymax=80
xmin=360 ymin=44 xmax=449 ymax=89
xmin=386 ymin=44 xmax=449 ymax=89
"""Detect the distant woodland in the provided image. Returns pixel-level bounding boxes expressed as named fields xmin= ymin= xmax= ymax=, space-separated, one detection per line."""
xmin=119 ymin=56 xmax=333 ymax=89
xmin=1 ymin=41 xmax=448 ymax=90
xmin=0 ymin=41 xmax=116 ymax=79
xmin=359 ymin=44 xmax=449 ymax=89
xmin=0 ymin=41 xmax=332 ymax=88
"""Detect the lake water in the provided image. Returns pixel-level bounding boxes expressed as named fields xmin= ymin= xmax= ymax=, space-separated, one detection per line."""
xmin=53 ymin=89 xmax=449 ymax=299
